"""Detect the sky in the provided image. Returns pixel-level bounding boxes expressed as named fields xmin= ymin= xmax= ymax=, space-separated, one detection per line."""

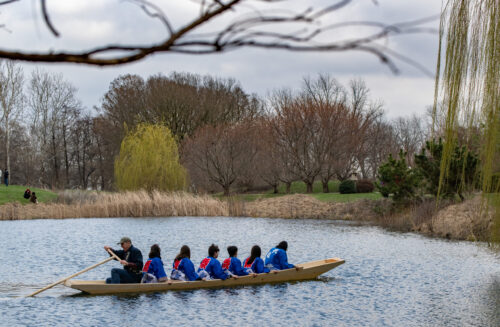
xmin=0 ymin=0 xmax=442 ymax=118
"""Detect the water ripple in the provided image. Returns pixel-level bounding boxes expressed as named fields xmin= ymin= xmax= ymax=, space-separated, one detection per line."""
xmin=0 ymin=217 xmax=499 ymax=326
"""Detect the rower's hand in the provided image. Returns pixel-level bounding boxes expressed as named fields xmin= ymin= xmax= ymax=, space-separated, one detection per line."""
xmin=104 ymin=246 xmax=111 ymax=251
xmin=232 ymin=275 xmax=239 ymax=279
xmin=251 ymin=273 xmax=258 ymax=278
xmin=273 ymin=270 xmax=279 ymax=274
xmin=119 ymin=260 xmax=128 ymax=266
xmin=295 ymin=266 xmax=300 ymax=271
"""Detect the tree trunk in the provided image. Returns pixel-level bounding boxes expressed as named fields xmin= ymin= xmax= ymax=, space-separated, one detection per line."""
xmin=285 ymin=182 xmax=291 ymax=194
xmin=52 ymin=131 xmax=59 ymax=189
xmin=322 ymin=180 xmax=329 ymax=193
xmin=5 ymin=117 xmax=10 ymax=184
xmin=273 ymin=184 xmax=279 ymax=194
xmin=96 ymin=136 xmax=106 ymax=191
xmin=63 ymin=126 xmax=69 ymax=188
xmin=305 ymin=181 xmax=313 ymax=193
xmin=223 ymin=185 xmax=230 ymax=196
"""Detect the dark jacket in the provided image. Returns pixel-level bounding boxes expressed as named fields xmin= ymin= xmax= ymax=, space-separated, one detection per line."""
xmin=111 ymin=245 xmax=144 ymax=276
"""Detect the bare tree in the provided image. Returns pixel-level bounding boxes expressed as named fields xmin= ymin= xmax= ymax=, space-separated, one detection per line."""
xmin=268 ymin=94 xmax=328 ymax=193
xmin=363 ymin=117 xmax=398 ymax=179
xmin=302 ymin=74 xmax=349 ymax=192
xmin=254 ymin=119 xmax=283 ymax=193
xmin=28 ymin=70 xmax=81 ymax=188
xmin=182 ymin=120 xmax=258 ymax=195
xmin=392 ymin=114 xmax=426 ymax=166
xmin=72 ymin=115 xmax=97 ymax=189
xmin=0 ymin=60 xmax=24 ymax=181
xmin=342 ymin=79 xmax=383 ymax=180
xmin=0 ymin=1 xmax=435 ymax=72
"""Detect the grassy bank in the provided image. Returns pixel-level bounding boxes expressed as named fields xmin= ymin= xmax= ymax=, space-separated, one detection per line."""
xmin=227 ymin=192 xmax=382 ymax=203
xmin=218 ymin=180 xmax=381 ymax=203
xmin=0 ymin=185 xmax=58 ymax=205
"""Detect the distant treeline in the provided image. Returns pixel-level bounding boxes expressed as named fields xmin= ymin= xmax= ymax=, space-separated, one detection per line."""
xmin=1 ymin=62 xmax=467 ymax=193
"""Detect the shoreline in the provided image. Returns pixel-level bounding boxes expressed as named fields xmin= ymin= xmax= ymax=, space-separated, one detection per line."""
xmin=0 ymin=191 xmax=494 ymax=242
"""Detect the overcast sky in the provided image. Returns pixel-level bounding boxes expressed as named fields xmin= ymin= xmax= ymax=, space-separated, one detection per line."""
xmin=1 ymin=0 xmax=442 ymax=118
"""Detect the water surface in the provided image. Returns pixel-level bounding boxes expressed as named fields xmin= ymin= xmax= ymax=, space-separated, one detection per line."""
xmin=1 ymin=217 xmax=499 ymax=326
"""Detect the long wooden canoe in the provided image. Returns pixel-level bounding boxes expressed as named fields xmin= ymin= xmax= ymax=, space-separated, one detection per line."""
xmin=64 ymin=257 xmax=345 ymax=295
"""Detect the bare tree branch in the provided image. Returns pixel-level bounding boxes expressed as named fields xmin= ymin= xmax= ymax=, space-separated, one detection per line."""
xmin=40 ymin=0 xmax=59 ymax=37
xmin=0 ymin=0 xmax=437 ymax=73
xmin=0 ymin=0 xmax=19 ymax=6
xmin=127 ymin=0 xmax=174 ymax=36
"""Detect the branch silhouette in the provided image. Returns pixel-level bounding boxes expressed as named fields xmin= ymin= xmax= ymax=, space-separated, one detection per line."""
xmin=0 ymin=0 xmax=436 ymax=73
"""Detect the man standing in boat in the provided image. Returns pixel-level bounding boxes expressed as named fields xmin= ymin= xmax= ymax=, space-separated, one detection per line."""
xmin=104 ymin=237 xmax=144 ymax=284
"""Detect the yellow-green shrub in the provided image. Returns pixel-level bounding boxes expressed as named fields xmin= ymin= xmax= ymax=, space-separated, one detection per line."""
xmin=115 ymin=123 xmax=187 ymax=191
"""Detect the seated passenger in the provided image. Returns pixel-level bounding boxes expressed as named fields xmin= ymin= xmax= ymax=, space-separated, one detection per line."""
xmin=171 ymin=245 xmax=202 ymax=281
xmin=222 ymin=246 xmax=248 ymax=277
xmin=243 ymin=245 xmax=270 ymax=274
xmin=197 ymin=244 xmax=227 ymax=280
xmin=141 ymin=244 xmax=168 ymax=283
xmin=264 ymin=241 xmax=295 ymax=270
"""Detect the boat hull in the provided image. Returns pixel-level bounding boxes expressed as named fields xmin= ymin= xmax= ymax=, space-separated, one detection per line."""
xmin=65 ymin=258 xmax=345 ymax=295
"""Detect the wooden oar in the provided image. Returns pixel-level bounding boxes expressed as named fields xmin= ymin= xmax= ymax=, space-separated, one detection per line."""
xmin=27 ymin=249 xmax=121 ymax=297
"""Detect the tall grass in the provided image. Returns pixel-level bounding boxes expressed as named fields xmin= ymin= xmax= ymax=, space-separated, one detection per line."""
xmin=0 ymin=190 xmax=228 ymax=220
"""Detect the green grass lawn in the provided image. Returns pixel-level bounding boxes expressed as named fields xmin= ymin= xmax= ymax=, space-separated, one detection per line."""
xmin=217 ymin=180 xmax=382 ymax=203
xmin=275 ymin=180 xmax=340 ymax=193
xmin=311 ymin=192 xmax=382 ymax=202
xmin=0 ymin=185 xmax=58 ymax=205
xmin=220 ymin=191 xmax=381 ymax=203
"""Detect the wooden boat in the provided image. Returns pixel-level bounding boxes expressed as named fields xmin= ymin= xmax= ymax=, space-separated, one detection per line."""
xmin=65 ymin=257 xmax=345 ymax=295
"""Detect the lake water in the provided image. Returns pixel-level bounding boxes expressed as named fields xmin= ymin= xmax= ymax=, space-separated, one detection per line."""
xmin=0 ymin=217 xmax=499 ymax=326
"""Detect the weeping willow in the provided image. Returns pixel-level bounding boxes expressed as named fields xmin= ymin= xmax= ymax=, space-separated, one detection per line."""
xmin=434 ymin=0 xmax=499 ymax=242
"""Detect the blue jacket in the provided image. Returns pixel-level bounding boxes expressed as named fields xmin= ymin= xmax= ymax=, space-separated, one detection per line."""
xmin=142 ymin=257 xmax=167 ymax=280
xmin=111 ymin=245 xmax=144 ymax=276
xmin=264 ymin=247 xmax=294 ymax=270
xmin=172 ymin=258 xmax=200 ymax=281
xmin=243 ymin=257 xmax=270 ymax=274
xmin=222 ymin=257 xmax=248 ymax=276
xmin=197 ymin=257 xmax=227 ymax=280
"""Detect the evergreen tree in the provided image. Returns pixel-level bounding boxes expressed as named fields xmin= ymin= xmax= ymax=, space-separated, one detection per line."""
xmin=415 ymin=139 xmax=478 ymax=201
xmin=376 ymin=150 xmax=420 ymax=204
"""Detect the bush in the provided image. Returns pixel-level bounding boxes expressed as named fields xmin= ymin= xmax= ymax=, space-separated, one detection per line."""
xmin=414 ymin=138 xmax=479 ymax=200
xmin=115 ymin=123 xmax=187 ymax=191
xmin=356 ymin=179 xmax=374 ymax=193
xmin=339 ymin=180 xmax=357 ymax=194
xmin=376 ymin=150 xmax=420 ymax=204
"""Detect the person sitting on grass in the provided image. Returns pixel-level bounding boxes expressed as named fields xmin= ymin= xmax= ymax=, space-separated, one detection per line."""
xmin=264 ymin=241 xmax=296 ymax=271
xmin=243 ymin=245 xmax=270 ymax=274
xmin=171 ymin=245 xmax=203 ymax=281
xmin=24 ymin=188 xmax=31 ymax=199
xmin=29 ymin=192 xmax=38 ymax=204
xmin=141 ymin=244 xmax=168 ymax=283
xmin=197 ymin=244 xmax=228 ymax=281
xmin=221 ymin=246 xmax=249 ymax=278
xmin=104 ymin=237 xmax=144 ymax=284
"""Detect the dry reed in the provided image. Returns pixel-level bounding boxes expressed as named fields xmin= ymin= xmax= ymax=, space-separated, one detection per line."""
xmin=0 ymin=190 xmax=228 ymax=220
xmin=1 ymin=190 xmax=493 ymax=242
